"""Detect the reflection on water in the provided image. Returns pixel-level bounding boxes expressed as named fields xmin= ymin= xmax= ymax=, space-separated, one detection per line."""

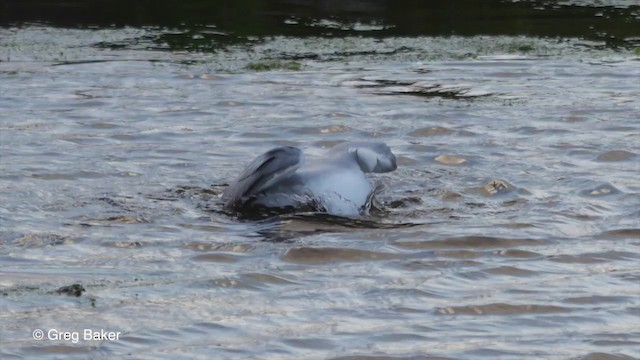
xmin=1 ymin=0 xmax=640 ymax=50
xmin=1 ymin=3 xmax=640 ymax=359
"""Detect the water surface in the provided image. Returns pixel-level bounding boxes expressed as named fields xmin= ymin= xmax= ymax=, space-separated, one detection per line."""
xmin=1 ymin=2 xmax=640 ymax=359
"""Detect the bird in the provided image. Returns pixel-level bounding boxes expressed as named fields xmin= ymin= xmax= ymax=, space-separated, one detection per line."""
xmin=222 ymin=142 xmax=397 ymax=216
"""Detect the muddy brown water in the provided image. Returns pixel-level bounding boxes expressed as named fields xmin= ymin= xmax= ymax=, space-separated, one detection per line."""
xmin=1 ymin=19 xmax=639 ymax=360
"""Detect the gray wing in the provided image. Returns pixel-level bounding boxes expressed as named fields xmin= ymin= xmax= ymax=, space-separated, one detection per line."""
xmin=223 ymin=146 xmax=304 ymax=208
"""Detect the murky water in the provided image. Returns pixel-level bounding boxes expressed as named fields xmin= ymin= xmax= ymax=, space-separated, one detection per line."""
xmin=1 ymin=7 xmax=640 ymax=360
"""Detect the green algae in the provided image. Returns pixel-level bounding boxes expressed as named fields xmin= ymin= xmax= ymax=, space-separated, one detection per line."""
xmin=246 ymin=60 xmax=302 ymax=71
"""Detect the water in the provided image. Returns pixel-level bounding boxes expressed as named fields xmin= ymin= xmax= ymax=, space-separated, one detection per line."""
xmin=1 ymin=3 xmax=640 ymax=359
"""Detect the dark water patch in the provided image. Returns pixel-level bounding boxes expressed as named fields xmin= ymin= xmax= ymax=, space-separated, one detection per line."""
xmin=581 ymin=353 xmax=637 ymax=360
xmin=356 ymin=80 xmax=492 ymax=100
xmin=393 ymin=236 xmax=546 ymax=250
xmin=0 ymin=284 xmax=42 ymax=296
xmin=104 ymin=216 xmax=149 ymax=224
xmin=496 ymin=249 xmax=542 ymax=259
xmin=247 ymin=60 xmax=303 ymax=72
xmin=614 ymin=272 xmax=640 ymax=284
xmin=191 ymin=253 xmax=239 ymax=263
xmin=553 ymin=209 xmax=602 ymax=222
xmin=94 ymin=195 xmax=136 ymax=210
xmin=437 ymin=303 xmax=570 ymax=315
xmin=327 ymin=47 xmax=412 ymax=59
xmin=177 ymin=219 xmax=229 ymax=233
xmin=73 ymin=215 xmax=151 ymax=228
xmin=562 ymin=115 xmax=590 ymax=123
xmin=498 ymin=222 xmax=537 ymax=230
xmin=282 ymin=247 xmax=398 ymax=264
xmin=191 ymin=321 xmax=237 ymax=333
xmin=25 ymin=345 xmax=96 ymax=356
xmin=386 ymin=196 xmax=424 ymax=209
xmin=391 ymin=306 xmax=429 ymax=314
xmin=483 ymin=265 xmax=539 ymax=277
xmin=591 ymin=340 xmax=640 ymax=348
xmin=548 ymin=251 xmax=639 ymax=263
xmin=247 ymin=212 xmax=420 ymax=241
xmin=464 ymin=348 xmax=526 ymax=358
xmin=349 ymin=78 xmax=416 ymax=89
xmin=4 ymin=0 xmax=639 ymax=50
xmin=600 ymin=125 xmax=639 ymax=133
xmin=513 ymin=126 xmax=559 ymax=135
xmin=55 ymin=283 xmax=85 ymax=297
xmin=596 ymin=228 xmax=640 ymax=239
xmin=278 ymin=213 xmax=419 ymax=230
xmin=50 ymin=58 xmax=144 ymax=67
xmin=563 ymin=295 xmax=632 ymax=305
xmin=367 ymin=333 xmax=430 ymax=343
xmin=595 ymin=150 xmax=637 ymax=162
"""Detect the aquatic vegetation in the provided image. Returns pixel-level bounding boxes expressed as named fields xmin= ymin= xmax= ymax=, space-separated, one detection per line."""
xmin=246 ymin=60 xmax=302 ymax=71
xmin=55 ymin=284 xmax=86 ymax=297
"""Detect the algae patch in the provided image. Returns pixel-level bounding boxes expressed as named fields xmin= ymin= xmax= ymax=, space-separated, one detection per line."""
xmin=56 ymin=284 xmax=86 ymax=297
xmin=246 ymin=61 xmax=302 ymax=71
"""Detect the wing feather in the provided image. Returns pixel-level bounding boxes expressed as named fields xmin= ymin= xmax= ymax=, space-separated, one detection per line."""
xmin=223 ymin=146 xmax=303 ymax=208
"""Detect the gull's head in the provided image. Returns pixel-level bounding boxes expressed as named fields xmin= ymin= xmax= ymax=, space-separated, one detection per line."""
xmin=335 ymin=142 xmax=397 ymax=173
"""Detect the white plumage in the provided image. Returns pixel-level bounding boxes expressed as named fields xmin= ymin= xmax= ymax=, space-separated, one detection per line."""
xmin=223 ymin=142 xmax=397 ymax=216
